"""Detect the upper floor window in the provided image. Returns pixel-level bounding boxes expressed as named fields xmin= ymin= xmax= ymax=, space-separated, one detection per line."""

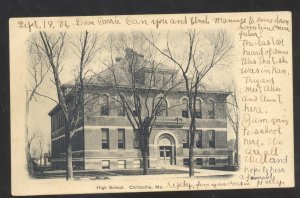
xmin=118 ymin=104 xmax=125 ymax=116
xmin=100 ymin=95 xmax=110 ymax=116
xmin=118 ymin=129 xmax=125 ymax=149
xmin=208 ymin=99 xmax=215 ymax=119
xmin=101 ymin=128 xmax=109 ymax=149
xmin=116 ymin=95 xmax=125 ymax=116
xmin=208 ymin=130 xmax=215 ymax=149
xmin=182 ymin=98 xmax=189 ymax=118
xmin=153 ymin=73 xmax=161 ymax=87
xmin=131 ymin=95 xmax=141 ymax=117
xmin=183 ymin=130 xmax=189 ymax=148
xmin=195 ymin=130 xmax=202 ymax=148
xmin=156 ymin=97 xmax=168 ymax=116
xmin=195 ymin=99 xmax=202 ymax=119
xmin=133 ymin=130 xmax=139 ymax=149
xmin=162 ymin=73 xmax=173 ymax=89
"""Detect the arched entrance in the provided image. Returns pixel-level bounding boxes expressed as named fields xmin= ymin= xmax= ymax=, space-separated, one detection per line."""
xmin=157 ymin=134 xmax=176 ymax=166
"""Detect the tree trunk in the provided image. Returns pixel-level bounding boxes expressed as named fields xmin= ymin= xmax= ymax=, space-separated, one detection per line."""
xmin=65 ymin=124 xmax=73 ymax=180
xmin=189 ymin=117 xmax=196 ymax=177
xmin=26 ymin=147 xmax=34 ymax=176
xmin=25 ymin=94 xmax=34 ymax=177
xmin=189 ymin=130 xmax=195 ymax=177
xmin=142 ymin=147 xmax=148 ymax=175
xmin=141 ymin=133 xmax=149 ymax=175
xmin=235 ymin=131 xmax=239 ymax=166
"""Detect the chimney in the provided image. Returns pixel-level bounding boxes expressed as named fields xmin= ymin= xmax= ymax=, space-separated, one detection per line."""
xmin=125 ymin=48 xmax=144 ymax=59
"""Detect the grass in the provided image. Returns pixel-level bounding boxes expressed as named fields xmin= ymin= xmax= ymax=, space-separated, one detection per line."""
xmin=33 ymin=168 xmax=188 ymax=179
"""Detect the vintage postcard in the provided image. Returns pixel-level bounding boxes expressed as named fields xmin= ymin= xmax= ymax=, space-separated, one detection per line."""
xmin=10 ymin=12 xmax=294 ymax=195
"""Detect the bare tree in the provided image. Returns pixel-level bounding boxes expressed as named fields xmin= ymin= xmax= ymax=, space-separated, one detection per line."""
xmin=26 ymin=133 xmax=36 ymax=153
xmin=26 ymin=132 xmax=37 ymax=174
xmin=25 ymin=42 xmax=50 ymax=176
xmin=37 ymin=135 xmax=44 ymax=166
xmin=147 ymin=30 xmax=234 ymax=177
xmin=95 ymin=32 xmax=182 ymax=175
xmin=29 ymin=30 xmax=103 ymax=180
xmin=226 ymin=81 xmax=239 ymax=166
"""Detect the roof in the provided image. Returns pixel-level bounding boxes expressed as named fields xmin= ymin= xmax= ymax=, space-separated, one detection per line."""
xmin=48 ymin=48 xmax=230 ymax=116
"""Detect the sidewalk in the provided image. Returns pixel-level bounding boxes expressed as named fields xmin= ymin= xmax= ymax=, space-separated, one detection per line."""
xmin=36 ymin=166 xmax=236 ymax=180
xmin=108 ymin=166 xmax=235 ymax=180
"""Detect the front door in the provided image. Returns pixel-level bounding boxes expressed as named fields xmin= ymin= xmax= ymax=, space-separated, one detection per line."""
xmin=159 ymin=146 xmax=172 ymax=165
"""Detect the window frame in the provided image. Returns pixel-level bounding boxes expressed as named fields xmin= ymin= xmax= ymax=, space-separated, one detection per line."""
xmin=209 ymin=158 xmax=216 ymax=166
xmin=195 ymin=98 xmax=202 ymax=119
xmin=181 ymin=98 xmax=189 ymax=118
xmin=156 ymin=97 xmax=168 ymax=117
xmin=207 ymin=98 xmax=215 ymax=119
xmin=100 ymin=94 xmax=110 ymax=116
xmin=208 ymin=130 xmax=216 ymax=149
xmin=101 ymin=128 xmax=109 ymax=149
xmin=133 ymin=131 xmax=140 ymax=149
xmin=117 ymin=160 xmax=126 ymax=169
xmin=196 ymin=158 xmax=203 ymax=166
xmin=183 ymin=158 xmax=189 ymax=166
xmin=102 ymin=160 xmax=110 ymax=169
xmin=195 ymin=130 xmax=202 ymax=148
xmin=183 ymin=130 xmax=189 ymax=148
xmin=133 ymin=159 xmax=141 ymax=168
xmin=118 ymin=129 xmax=125 ymax=149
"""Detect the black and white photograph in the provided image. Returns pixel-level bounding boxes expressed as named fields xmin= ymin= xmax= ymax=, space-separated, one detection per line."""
xmin=9 ymin=12 xmax=294 ymax=195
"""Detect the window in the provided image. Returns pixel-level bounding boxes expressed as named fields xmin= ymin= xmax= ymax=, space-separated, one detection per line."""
xmin=133 ymin=159 xmax=141 ymax=168
xmin=195 ymin=99 xmax=202 ymax=118
xmin=131 ymin=95 xmax=141 ymax=117
xmin=160 ymin=149 xmax=164 ymax=157
xmin=196 ymin=158 xmax=203 ymax=166
xmin=183 ymin=131 xmax=189 ymax=148
xmin=195 ymin=130 xmax=202 ymax=148
xmin=133 ymin=131 xmax=139 ymax=148
xmin=183 ymin=158 xmax=189 ymax=166
xmin=117 ymin=160 xmax=126 ymax=169
xmin=162 ymin=73 xmax=172 ymax=89
xmin=118 ymin=129 xmax=125 ymax=149
xmin=116 ymin=96 xmax=125 ymax=116
xmin=208 ymin=99 xmax=215 ymax=119
xmin=102 ymin=160 xmax=110 ymax=169
xmin=156 ymin=97 xmax=168 ymax=116
xmin=102 ymin=129 xmax=109 ymax=149
xmin=208 ymin=130 xmax=215 ymax=149
xmin=100 ymin=95 xmax=109 ymax=116
xmin=154 ymin=73 xmax=162 ymax=87
xmin=118 ymin=105 xmax=125 ymax=116
xmin=135 ymin=70 xmax=145 ymax=85
xmin=182 ymin=98 xmax=189 ymax=118
xmin=209 ymin=158 xmax=216 ymax=166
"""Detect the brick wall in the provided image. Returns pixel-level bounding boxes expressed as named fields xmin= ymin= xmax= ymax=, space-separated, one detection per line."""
xmin=83 ymin=90 xmax=228 ymax=119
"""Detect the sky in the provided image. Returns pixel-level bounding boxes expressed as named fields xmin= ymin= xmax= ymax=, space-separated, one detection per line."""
xmin=27 ymin=30 xmax=237 ymax=153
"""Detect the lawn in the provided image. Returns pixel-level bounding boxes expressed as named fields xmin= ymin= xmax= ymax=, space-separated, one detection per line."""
xmin=33 ymin=168 xmax=188 ymax=179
